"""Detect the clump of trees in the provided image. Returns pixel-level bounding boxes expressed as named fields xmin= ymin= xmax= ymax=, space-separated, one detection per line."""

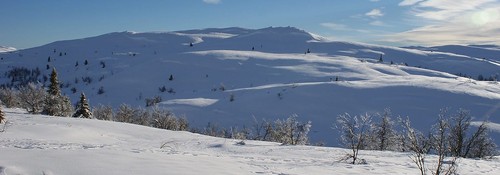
xmin=92 ymin=104 xmax=189 ymax=132
xmin=335 ymin=108 xmax=497 ymax=174
xmin=248 ymin=115 xmax=311 ymax=145
xmin=0 ymin=68 xmax=72 ymax=117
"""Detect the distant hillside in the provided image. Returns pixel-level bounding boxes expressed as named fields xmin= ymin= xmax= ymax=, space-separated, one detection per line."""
xmin=0 ymin=26 xmax=498 ymax=145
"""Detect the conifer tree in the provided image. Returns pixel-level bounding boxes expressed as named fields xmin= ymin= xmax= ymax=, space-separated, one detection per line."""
xmin=44 ymin=68 xmax=73 ymax=116
xmin=73 ymin=92 xmax=92 ymax=119
xmin=48 ymin=68 xmax=61 ymax=96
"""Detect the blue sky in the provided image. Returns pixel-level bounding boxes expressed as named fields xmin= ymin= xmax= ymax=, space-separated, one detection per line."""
xmin=1 ymin=0 xmax=499 ymax=49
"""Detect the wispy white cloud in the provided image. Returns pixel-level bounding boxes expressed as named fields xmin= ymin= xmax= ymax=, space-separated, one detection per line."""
xmin=370 ymin=20 xmax=386 ymax=26
xmin=203 ymin=0 xmax=221 ymax=4
xmin=387 ymin=0 xmax=500 ymax=46
xmin=321 ymin=22 xmax=372 ymax=33
xmin=398 ymin=0 xmax=424 ymax=6
xmin=320 ymin=22 xmax=349 ymax=31
xmin=366 ymin=9 xmax=384 ymax=18
xmin=370 ymin=0 xmax=380 ymax=2
xmin=416 ymin=0 xmax=495 ymax=20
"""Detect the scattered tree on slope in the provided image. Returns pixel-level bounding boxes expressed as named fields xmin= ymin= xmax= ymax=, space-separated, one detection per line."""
xmin=44 ymin=68 xmax=73 ymax=117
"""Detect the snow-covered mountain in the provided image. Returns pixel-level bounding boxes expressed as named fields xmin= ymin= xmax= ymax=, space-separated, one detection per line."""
xmin=0 ymin=46 xmax=16 ymax=53
xmin=1 ymin=108 xmax=499 ymax=174
xmin=0 ymin=27 xmax=499 ymax=146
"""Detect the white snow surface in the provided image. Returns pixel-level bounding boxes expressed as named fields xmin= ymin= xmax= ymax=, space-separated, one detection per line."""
xmin=0 ymin=46 xmax=16 ymax=53
xmin=1 ymin=108 xmax=499 ymax=175
xmin=161 ymin=98 xmax=218 ymax=107
xmin=0 ymin=26 xmax=499 ymax=146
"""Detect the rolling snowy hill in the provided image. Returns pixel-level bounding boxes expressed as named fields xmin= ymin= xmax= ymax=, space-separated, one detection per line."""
xmin=1 ymin=108 xmax=499 ymax=175
xmin=0 ymin=27 xmax=499 ymax=146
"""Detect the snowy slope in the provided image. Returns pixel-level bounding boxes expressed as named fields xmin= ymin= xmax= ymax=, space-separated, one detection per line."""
xmin=1 ymin=108 xmax=499 ymax=175
xmin=0 ymin=27 xmax=499 ymax=146
xmin=0 ymin=46 xmax=16 ymax=53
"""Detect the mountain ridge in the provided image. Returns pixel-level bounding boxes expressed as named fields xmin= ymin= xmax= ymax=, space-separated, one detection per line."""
xmin=0 ymin=26 xmax=498 ymax=146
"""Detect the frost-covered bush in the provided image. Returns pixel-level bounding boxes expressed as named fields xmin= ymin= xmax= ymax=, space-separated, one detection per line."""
xmin=365 ymin=109 xmax=400 ymax=151
xmin=151 ymin=107 xmax=188 ymax=131
xmin=115 ymin=104 xmax=136 ymax=123
xmin=266 ymin=114 xmax=311 ymax=145
xmin=336 ymin=113 xmax=372 ymax=164
xmin=93 ymin=104 xmax=114 ymax=121
xmin=0 ymin=88 xmax=20 ymax=108
xmin=18 ymin=83 xmax=46 ymax=114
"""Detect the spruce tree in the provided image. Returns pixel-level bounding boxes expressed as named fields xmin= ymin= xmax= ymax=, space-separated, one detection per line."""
xmin=73 ymin=92 xmax=92 ymax=119
xmin=48 ymin=68 xmax=61 ymax=96
xmin=44 ymin=68 xmax=73 ymax=116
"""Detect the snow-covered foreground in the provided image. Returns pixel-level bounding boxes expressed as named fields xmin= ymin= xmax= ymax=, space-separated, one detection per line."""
xmin=1 ymin=108 xmax=499 ymax=175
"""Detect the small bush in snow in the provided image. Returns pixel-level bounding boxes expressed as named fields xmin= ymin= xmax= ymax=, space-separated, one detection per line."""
xmin=0 ymin=88 xmax=21 ymax=108
xmin=115 ymin=104 xmax=136 ymax=123
xmin=151 ymin=107 xmax=188 ymax=131
xmin=336 ymin=113 xmax=372 ymax=164
xmin=269 ymin=114 xmax=311 ymax=145
xmin=93 ymin=104 xmax=114 ymax=121
xmin=365 ymin=108 xmax=400 ymax=151
xmin=145 ymin=96 xmax=162 ymax=107
xmin=18 ymin=83 xmax=46 ymax=114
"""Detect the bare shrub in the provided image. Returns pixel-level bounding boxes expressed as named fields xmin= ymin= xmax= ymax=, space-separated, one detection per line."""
xmin=93 ymin=104 xmax=114 ymax=121
xmin=18 ymin=83 xmax=46 ymax=114
xmin=0 ymin=88 xmax=20 ymax=108
xmin=336 ymin=113 xmax=372 ymax=164
xmin=115 ymin=104 xmax=136 ymax=123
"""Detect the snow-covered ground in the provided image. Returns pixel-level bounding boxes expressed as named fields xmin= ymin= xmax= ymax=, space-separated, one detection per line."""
xmin=0 ymin=46 xmax=16 ymax=53
xmin=0 ymin=26 xmax=499 ymax=146
xmin=1 ymin=108 xmax=499 ymax=175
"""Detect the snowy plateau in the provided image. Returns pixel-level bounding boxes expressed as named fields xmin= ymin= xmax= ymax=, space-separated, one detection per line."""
xmin=0 ymin=26 xmax=499 ymax=174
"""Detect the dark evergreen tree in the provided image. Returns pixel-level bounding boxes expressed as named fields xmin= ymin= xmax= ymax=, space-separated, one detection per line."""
xmin=169 ymin=74 xmax=174 ymax=81
xmin=59 ymin=52 xmax=62 ymax=56
xmin=73 ymin=92 xmax=92 ymax=119
xmin=75 ymin=61 xmax=78 ymax=67
xmin=48 ymin=56 xmax=51 ymax=62
xmin=84 ymin=60 xmax=88 ymax=65
xmin=44 ymin=68 xmax=73 ymax=116
xmin=189 ymin=42 xmax=193 ymax=47
xmin=478 ymin=74 xmax=484 ymax=81
xmin=100 ymin=61 xmax=106 ymax=68
xmin=48 ymin=68 xmax=61 ymax=96
xmin=379 ymin=54 xmax=383 ymax=62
